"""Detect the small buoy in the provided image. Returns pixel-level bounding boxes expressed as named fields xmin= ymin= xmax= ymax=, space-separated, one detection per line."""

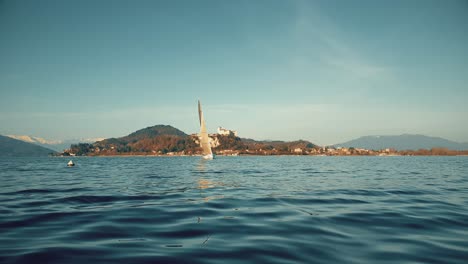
xmin=67 ymin=160 xmax=75 ymax=167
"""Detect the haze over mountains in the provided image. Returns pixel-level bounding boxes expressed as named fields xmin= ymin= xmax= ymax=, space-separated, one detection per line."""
xmin=0 ymin=135 xmax=56 ymax=156
xmin=3 ymin=127 xmax=468 ymax=157
xmin=336 ymin=134 xmax=468 ymax=151
xmin=6 ymin=135 xmax=105 ymax=152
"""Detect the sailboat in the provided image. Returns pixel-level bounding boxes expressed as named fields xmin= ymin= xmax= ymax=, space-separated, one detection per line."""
xmin=198 ymin=100 xmax=214 ymax=160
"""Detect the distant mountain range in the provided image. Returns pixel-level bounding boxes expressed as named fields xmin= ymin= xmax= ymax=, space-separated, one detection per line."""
xmin=4 ymin=128 xmax=468 ymax=156
xmin=0 ymin=135 xmax=56 ymax=156
xmin=6 ymin=135 xmax=105 ymax=152
xmin=335 ymin=134 xmax=468 ymax=151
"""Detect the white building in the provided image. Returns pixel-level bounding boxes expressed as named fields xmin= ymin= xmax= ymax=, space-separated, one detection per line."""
xmin=293 ymin=148 xmax=303 ymax=154
xmin=217 ymin=127 xmax=238 ymax=137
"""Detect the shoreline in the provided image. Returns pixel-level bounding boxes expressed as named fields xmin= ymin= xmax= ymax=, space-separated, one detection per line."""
xmin=55 ymin=154 xmax=468 ymax=157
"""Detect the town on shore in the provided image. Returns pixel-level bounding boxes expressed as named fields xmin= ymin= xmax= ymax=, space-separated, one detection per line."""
xmin=60 ymin=125 xmax=468 ymax=157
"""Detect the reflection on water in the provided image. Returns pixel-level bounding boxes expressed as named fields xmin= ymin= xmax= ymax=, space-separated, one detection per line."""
xmin=197 ymin=178 xmax=226 ymax=189
xmin=197 ymin=179 xmax=225 ymax=201
xmin=197 ymin=178 xmax=215 ymax=189
xmin=196 ymin=158 xmax=208 ymax=172
xmin=202 ymin=194 xmax=224 ymax=202
xmin=195 ymin=158 xmax=226 ymax=201
xmin=1 ymin=156 xmax=468 ymax=264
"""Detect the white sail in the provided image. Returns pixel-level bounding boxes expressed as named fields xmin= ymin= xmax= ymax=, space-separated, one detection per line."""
xmin=198 ymin=100 xmax=213 ymax=159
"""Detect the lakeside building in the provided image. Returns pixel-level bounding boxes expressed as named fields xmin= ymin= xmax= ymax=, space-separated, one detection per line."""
xmin=217 ymin=127 xmax=238 ymax=137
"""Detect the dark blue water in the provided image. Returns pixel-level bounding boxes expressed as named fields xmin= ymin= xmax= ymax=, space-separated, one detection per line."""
xmin=1 ymin=156 xmax=467 ymax=264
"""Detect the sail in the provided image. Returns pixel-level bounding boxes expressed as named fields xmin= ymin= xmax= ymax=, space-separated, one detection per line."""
xmin=198 ymin=100 xmax=212 ymax=156
xmin=198 ymin=100 xmax=202 ymax=126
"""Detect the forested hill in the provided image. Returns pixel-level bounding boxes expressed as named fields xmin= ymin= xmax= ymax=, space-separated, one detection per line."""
xmin=63 ymin=124 xmax=320 ymax=156
xmin=123 ymin=125 xmax=187 ymax=141
xmin=70 ymin=125 xmax=196 ymax=155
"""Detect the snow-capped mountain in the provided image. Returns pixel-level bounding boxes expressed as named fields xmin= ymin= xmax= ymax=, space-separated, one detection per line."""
xmin=6 ymin=135 xmax=105 ymax=152
xmin=6 ymin=135 xmax=62 ymax=145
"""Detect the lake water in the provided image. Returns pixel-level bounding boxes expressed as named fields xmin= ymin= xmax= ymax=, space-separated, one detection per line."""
xmin=1 ymin=156 xmax=467 ymax=263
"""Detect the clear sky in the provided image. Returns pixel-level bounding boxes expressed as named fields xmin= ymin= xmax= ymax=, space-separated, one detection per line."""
xmin=1 ymin=0 xmax=467 ymax=145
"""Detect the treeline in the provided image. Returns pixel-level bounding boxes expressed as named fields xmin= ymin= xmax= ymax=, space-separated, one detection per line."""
xmin=237 ymin=139 xmax=318 ymax=155
xmin=66 ymin=135 xmax=200 ymax=156
xmin=63 ymin=134 xmax=321 ymax=156
xmin=61 ymin=124 xmax=468 ymax=156
xmin=398 ymin=148 xmax=468 ymax=156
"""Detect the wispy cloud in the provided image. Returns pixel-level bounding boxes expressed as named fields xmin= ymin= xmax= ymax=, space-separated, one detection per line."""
xmin=291 ymin=1 xmax=390 ymax=80
xmin=324 ymin=58 xmax=387 ymax=78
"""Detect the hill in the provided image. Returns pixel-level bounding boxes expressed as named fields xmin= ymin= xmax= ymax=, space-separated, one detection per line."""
xmin=66 ymin=125 xmax=197 ymax=155
xmin=0 ymin=135 xmax=57 ymax=156
xmin=121 ymin=125 xmax=187 ymax=142
xmin=335 ymin=134 xmax=468 ymax=151
xmin=63 ymin=124 xmax=320 ymax=156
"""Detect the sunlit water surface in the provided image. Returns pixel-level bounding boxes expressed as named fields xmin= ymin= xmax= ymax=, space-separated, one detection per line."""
xmin=1 ymin=156 xmax=467 ymax=263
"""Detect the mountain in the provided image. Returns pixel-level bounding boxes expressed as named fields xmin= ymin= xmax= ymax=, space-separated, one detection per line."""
xmin=95 ymin=125 xmax=188 ymax=146
xmin=335 ymin=134 xmax=468 ymax=151
xmin=121 ymin=125 xmax=187 ymax=142
xmin=6 ymin=135 xmax=61 ymax=145
xmin=6 ymin=135 xmax=105 ymax=152
xmin=0 ymin=135 xmax=57 ymax=156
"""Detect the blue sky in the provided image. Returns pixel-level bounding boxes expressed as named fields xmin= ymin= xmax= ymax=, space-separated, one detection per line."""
xmin=1 ymin=0 xmax=467 ymax=145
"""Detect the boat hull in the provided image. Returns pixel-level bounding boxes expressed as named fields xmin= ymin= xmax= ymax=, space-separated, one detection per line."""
xmin=202 ymin=153 xmax=214 ymax=160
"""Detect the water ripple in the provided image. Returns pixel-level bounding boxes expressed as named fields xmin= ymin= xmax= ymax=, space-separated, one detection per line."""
xmin=0 ymin=156 xmax=467 ymax=263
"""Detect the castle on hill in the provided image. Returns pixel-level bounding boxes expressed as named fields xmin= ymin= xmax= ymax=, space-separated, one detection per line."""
xmin=217 ymin=127 xmax=238 ymax=137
